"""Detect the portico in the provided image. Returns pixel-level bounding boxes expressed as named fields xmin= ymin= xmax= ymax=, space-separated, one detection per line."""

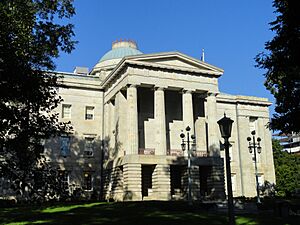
xmin=101 ymin=51 xmax=226 ymax=201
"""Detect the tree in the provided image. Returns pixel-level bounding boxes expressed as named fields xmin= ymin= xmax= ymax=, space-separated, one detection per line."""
xmin=0 ymin=0 xmax=75 ymax=201
xmin=272 ymin=139 xmax=300 ymax=197
xmin=255 ymin=0 xmax=300 ymax=133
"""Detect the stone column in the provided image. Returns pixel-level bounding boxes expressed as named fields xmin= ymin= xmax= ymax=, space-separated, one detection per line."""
xmin=183 ymin=90 xmax=194 ymax=132
xmin=154 ymin=87 xmax=167 ymax=155
xmin=206 ymin=92 xmax=220 ymax=157
xmin=123 ymin=163 xmax=142 ymax=201
xmin=182 ymin=90 xmax=194 ymax=156
xmin=116 ymin=90 xmax=127 ymax=157
xmin=152 ymin=164 xmax=171 ymax=200
xmin=127 ymin=85 xmax=138 ymax=155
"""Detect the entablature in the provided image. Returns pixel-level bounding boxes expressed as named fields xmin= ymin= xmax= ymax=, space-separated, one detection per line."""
xmin=101 ymin=52 xmax=223 ymax=90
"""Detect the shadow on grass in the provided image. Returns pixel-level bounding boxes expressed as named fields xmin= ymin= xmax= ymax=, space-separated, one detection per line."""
xmin=1 ymin=201 xmax=299 ymax=225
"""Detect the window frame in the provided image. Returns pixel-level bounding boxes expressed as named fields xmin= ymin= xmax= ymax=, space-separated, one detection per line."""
xmin=62 ymin=104 xmax=72 ymax=119
xmin=60 ymin=135 xmax=71 ymax=157
xmin=85 ymin=106 xmax=95 ymax=120
xmin=84 ymin=137 xmax=94 ymax=157
xmin=59 ymin=170 xmax=70 ymax=193
xmin=83 ymin=172 xmax=93 ymax=191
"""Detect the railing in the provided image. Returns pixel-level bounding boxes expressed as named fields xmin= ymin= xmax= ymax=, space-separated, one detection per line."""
xmin=168 ymin=149 xmax=184 ymax=156
xmin=138 ymin=148 xmax=155 ymax=155
xmin=136 ymin=148 xmax=208 ymax=157
xmin=167 ymin=149 xmax=208 ymax=157
xmin=193 ymin=151 xmax=208 ymax=157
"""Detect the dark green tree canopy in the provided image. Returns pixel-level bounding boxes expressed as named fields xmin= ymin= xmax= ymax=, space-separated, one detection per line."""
xmin=272 ymin=139 xmax=300 ymax=197
xmin=0 ymin=0 xmax=75 ymax=201
xmin=255 ymin=0 xmax=300 ymax=133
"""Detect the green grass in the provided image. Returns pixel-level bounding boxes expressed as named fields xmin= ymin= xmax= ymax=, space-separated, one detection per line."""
xmin=0 ymin=201 xmax=299 ymax=225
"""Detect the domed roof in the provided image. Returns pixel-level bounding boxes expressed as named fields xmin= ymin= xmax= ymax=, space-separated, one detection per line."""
xmin=99 ymin=40 xmax=143 ymax=62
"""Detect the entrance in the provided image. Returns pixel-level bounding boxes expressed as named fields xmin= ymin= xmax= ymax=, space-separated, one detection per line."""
xmin=199 ymin=166 xmax=211 ymax=197
xmin=170 ymin=165 xmax=184 ymax=197
xmin=141 ymin=165 xmax=155 ymax=197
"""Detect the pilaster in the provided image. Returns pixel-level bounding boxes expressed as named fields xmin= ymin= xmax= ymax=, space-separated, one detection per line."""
xmin=109 ymin=100 xmax=116 ymax=156
xmin=104 ymin=102 xmax=110 ymax=139
xmin=195 ymin=117 xmax=207 ymax=152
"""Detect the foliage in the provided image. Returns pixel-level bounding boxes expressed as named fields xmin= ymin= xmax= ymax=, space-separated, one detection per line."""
xmin=0 ymin=0 xmax=75 ymax=201
xmin=255 ymin=0 xmax=300 ymax=133
xmin=272 ymin=139 xmax=300 ymax=197
xmin=260 ymin=181 xmax=276 ymax=197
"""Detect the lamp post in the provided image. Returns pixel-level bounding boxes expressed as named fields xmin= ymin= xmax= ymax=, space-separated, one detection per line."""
xmin=247 ymin=130 xmax=262 ymax=204
xmin=217 ymin=114 xmax=235 ymax=225
xmin=180 ymin=126 xmax=196 ymax=206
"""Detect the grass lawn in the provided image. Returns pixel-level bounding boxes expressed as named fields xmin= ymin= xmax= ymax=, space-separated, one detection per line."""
xmin=0 ymin=201 xmax=299 ymax=225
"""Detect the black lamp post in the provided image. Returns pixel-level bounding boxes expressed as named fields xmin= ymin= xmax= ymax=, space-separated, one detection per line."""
xmin=247 ymin=130 xmax=262 ymax=204
xmin=217 ymin=114 xmax=236 ymax=225
xmin=180 ymin=126 xmax=196 ymax=206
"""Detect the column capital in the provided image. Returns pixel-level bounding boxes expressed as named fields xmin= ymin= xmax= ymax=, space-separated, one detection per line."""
xmin=127 ymin=84 xmax=137 ymax=89
xmin=182 ymin=88 xmax=195 ymax=94
xmin=154 ymin=86 xmax=166 ymax=91
xmin=207 ymin=92 xmax=219 ymax=97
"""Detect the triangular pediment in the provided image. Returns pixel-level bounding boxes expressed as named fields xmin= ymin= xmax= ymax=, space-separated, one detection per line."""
xmin=101 ymin=51 xmax=223 ymax=88
xmin=125 ymin=52 xmax=224 ymax=76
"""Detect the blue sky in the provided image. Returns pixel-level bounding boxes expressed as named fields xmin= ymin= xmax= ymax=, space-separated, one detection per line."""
xmin=55 ymin=0 xmax=276 ymax=114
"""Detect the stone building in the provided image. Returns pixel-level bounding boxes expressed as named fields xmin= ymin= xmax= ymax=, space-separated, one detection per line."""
xmin=45 ymin=40 xmax=276 ymax=201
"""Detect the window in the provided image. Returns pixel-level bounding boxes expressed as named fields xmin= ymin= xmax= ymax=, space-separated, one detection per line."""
xmin=85 ymin=106 xmax=94 ymax=120
xmin=84 ymin=137 xmax=94 ymax=157
xmin=60 ymin=136 xmax=70 ymax=157
xmin=83 ymin=172 xmax=92 ymax=191
xmin=59 ymin=170 xmax=69 ymax=192
xmin=62 ymin=104 xmax=71 ymax=119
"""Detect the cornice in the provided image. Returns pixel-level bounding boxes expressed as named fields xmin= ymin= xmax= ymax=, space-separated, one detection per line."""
xmin=100 ymin=52 xmax=224 ymax=89
xmin=217 ymin=93 xmax=272 ymax=106
xmin=53 ymin=71 xmax=103 ymax=91
xmin=126 ymin=51 xmax=224 ymax=73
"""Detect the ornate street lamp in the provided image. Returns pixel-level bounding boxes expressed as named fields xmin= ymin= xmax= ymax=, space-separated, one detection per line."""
xmin=180 ymin=126 xmax=196 ymax=206
xmin=247 ymin=130 xmax=262 ymax=204
xmin=218 ymin=114 xmax=236 ymax=225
